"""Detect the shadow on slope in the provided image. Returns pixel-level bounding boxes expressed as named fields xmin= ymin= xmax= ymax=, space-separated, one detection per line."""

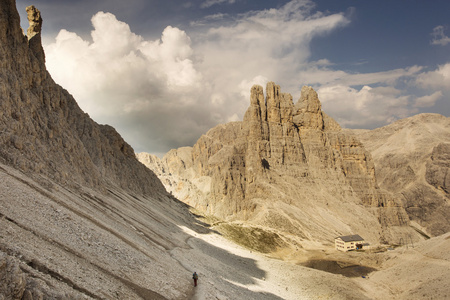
xmin=0 ymin=161 xmax=284 ymax=299
xmin=302 ymin=260 xmax=377 ymax=278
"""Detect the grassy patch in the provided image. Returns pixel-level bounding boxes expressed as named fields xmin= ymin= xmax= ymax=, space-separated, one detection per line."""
xmin=215 ymin=223 xmax=287 ymax=253
xmin=188 ymin=208 xmax=288 ymax=253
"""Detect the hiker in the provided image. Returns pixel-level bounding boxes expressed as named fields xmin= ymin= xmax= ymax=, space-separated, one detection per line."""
xmin=193 ymin=272 xmax=198 ymax=287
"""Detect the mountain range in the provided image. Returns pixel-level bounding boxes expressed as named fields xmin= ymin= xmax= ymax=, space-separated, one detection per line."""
xmin=1 ymin=1 xmax=449 ymax=299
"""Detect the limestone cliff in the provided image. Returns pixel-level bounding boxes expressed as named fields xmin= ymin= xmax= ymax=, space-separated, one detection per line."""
xmin=352 ymin=114 xmax=450 ymax=236
xmin=140 ymin=82 xmax=415 ymax=245
xmin=0 ymin=2 xmax=201 ymax=299
xmin=0 ymin=1 xmax=165 ymax=196
xmin=1 ymin=1 xmax=442 ymax=299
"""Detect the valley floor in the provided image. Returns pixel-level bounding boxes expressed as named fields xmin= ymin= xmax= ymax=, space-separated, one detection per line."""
xmin=1 ymin=161 xmax=449 ymax=299
xmin=169 ymin=216 xmax=450 ymax=300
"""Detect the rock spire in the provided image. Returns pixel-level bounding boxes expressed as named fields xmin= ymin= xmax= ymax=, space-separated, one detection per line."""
xmin=26 ymin=5 xmax=42 ymax=39
xmin=26 ymin=5 xmax=45 ymax=64
xmin=142 ymin=82 xmax=416 ymax=244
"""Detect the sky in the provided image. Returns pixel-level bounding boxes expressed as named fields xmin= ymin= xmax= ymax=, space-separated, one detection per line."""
xmin=15 ymin=0 xmax=450 ymax=156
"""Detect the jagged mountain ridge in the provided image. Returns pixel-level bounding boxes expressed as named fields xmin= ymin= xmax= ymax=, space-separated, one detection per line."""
xmin=350 ymin=113 xmax=450 ymax=236
xmin=0 ymin=2 xmax=195 ymax=299
xmin=1 ymin=1 xmax=449 ymax=299
xmin=139 ymin=84 xmax=417 ymax=246
xmin=2 ymin=3 xmax=336 ymax=299
xmin=0 ymin=2 xmax=164 ymax=196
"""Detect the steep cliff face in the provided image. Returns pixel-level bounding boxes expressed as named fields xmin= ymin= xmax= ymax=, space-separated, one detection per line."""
xmin=0 ymin=2 xmax=200 ymax=299
xmin=140 ymin=82 xmax=414 ymax=245
xmin=0 ymin=2 xmax=165 ymax=196
xmin=2 ymin=2 xmax=444 ymax=299
xmin=353 ymin=114 xmax=450 ymax=236
xmin=427 ymin=143 xmax=450 ymax=194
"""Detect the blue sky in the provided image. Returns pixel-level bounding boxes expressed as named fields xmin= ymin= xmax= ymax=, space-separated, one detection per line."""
xmin=311 ymin=1 xmax=450 ymax=71
xmin=15 ymin=0 xmax=450 ymax=156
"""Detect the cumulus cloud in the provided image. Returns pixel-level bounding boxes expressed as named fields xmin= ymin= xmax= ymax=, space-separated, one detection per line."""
xmin=414 ymin=91 xmax=443 ymax=108
xmin=46 ymin=12 xmax=207 ymax=155
xmin=318 ymin=85 xmax=413 ymax=128
xmin=290 ymin=62 xmax=430 ymax=129
xmin=44 ymin=0 xmax=441 ymax=155
xmin=313 ymin=63 xmax=450 ymax=129
xmin=194 ymin=0 xmax=350 ymax=111
xmin=238 ymin=76 xmax=269 ymax=98
xmin=416 ymin=63 xmax=450 ymax=90
xmin=431 ymin=25 xmax=450 ymax=46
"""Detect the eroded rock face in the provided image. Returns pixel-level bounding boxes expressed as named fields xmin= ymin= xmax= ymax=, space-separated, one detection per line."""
xmin=25 ymin=5 xmax=45 ymax=65
xmin=26 ymin=5 xmax=42 ymax=39
xmin=426 ymin=143 xmax=450 ymax=194
xmin=353 ymin=114 xmax=450 ymax=236
xmin=140 ymin=82 xmax=414 ymax=244
xmin=0 ymin=1 xmax=165 ymax=196
xmin=0 ymin=3 xmax=196 ymax=299
xmin=0 ymin=253 xmax=75 ymax=299
xmin=0 ymin=254 xmax=26 ymax=300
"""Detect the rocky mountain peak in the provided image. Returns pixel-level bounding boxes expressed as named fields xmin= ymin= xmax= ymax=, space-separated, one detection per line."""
xmin=2 ymin=1 xmax=448 ymax=299
xmin=292 ymin=85 xmax=324 ymax=130
xmin=26 ymin=5 xmax=42 ymax=39
xmin=142 ymin=82 xmax=416 ymax=244
xmin=26 ymin=5 xmax=45 ymax=64
xmin=297 ymin=85 xmax=321 ymax=113
xmin=353 ymin=113 xmax=450 ymax=236
xmin=0 ymin=1 xmax=165 ymax=196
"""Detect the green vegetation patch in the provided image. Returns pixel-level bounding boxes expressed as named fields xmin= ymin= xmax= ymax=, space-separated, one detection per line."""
xmin=215 ymin=223 xmax=287 ymax=253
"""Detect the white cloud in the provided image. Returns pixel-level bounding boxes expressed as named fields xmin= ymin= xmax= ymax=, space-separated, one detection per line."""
xmin=227 ymin=113 xmax=240 ymax=122
xmin=318 ymin=85 xmax=413 ymax=128
xmin=297 ymin=64 xmax=422 ymax=87
xmin=195 ymin=0 xmax=350 ymax=109
xmin=238 ymin=76 xmax=269 ymax=98
xmin=90 ymin=11 xmax=142 ymax=57
xmin=414 ymin=91 xmax=443 ymax=108
xmin=431 ymin=25 xmax=450 ymax=46
xmin=190 ymin=13 xmax=227 ymax=26
xmin=139 ymin=26 xmax=201 ymax=88
xmin=291 ymin=63 xmax=429 ymax=129
xmin=45 ymin=1 xmax=440 ymax=154
xmin=416 ymin=63 xmax=450 ymax=90
xmin=201 ymin=0 xmax=236 ymax=9
xmin=45 ymin=12 xmax=207 ymax=153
